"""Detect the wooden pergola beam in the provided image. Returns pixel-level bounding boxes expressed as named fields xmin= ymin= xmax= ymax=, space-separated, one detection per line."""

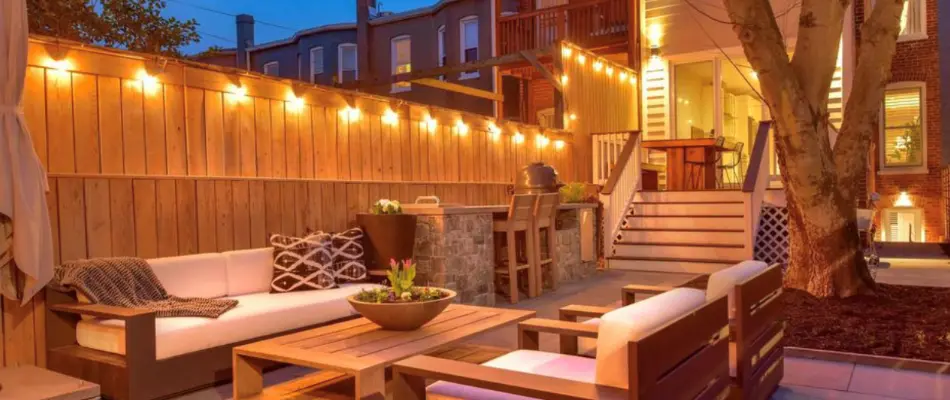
xmin=412 ymin=78 xmax=504 ymax=102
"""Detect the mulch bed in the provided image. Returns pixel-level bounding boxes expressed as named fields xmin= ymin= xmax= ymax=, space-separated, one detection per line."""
xmin=785 ymin=283 xmax=950 ymax=363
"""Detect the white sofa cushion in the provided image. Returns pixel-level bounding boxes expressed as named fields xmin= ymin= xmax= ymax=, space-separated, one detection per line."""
xmin=427 ymin=350 xmax=598 ymax=400
xmin=75 ymin=283 xmax=381 ymax=360
xmin=595 ymin=287 xmax=706 ymax=388
xmin=223 ymin=247 xmax=275 ymax=296
xmin=148 ymin=253 xmax=228 ymax=298
xmin=706 ymin=261 xmax=769 ymax=318
xmin=577 ymin=318 xmax=600 ymax=357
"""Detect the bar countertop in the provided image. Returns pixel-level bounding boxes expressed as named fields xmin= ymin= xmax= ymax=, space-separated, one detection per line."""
xmin=402 ymin=202 xmax=597 ymax=216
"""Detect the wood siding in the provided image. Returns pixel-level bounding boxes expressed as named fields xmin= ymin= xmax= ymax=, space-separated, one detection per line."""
xmin=1 ymin=37 xmax=580 ymax=368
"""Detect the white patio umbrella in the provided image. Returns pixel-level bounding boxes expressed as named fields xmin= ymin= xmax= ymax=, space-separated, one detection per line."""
xmin=0 ymin=0 xmax=54 ymax=305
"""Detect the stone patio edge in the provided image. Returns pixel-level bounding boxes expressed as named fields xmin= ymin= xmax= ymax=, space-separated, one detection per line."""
xmin=785 ymin=347 xmax=950 ymax=375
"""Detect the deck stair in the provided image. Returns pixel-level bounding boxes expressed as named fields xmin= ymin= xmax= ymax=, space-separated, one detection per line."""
xmin=607 ymin=189 xmax=754 ymax=273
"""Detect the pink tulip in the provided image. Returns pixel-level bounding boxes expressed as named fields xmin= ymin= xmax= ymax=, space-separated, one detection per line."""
xmin=402 ymin=258 xmax=412 ymax=268
xmin=390 ymin=258 xmax=398 ymax=269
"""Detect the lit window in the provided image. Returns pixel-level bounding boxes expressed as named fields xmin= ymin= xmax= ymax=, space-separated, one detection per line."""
xmin=881 ymin=83 xmax=925 ymax=169
xmin=310 ymin=47 xmax=324 ymax=83
xmin=263 ymin=61 xmax=279 ymax=76
xmin=338 ymin=43 xmax=358 ymax=84
xmin=391 ymin=35 xmax=411 ymax=92
xmin=460 ymin=16 xmax=479 ymax=79
xmin=437 ymin=25 xmax=446 ymax=80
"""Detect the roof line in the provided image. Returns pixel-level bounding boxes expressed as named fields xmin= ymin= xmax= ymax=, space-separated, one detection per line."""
xmin=369 ymin=0 xmax=462 ymax=25
xmin=248 ymin=22 xmax=357 ymax=52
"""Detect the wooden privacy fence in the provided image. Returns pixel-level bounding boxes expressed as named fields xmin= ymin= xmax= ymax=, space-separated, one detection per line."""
xmin=0 ymin=36 xmax=580 ymax=368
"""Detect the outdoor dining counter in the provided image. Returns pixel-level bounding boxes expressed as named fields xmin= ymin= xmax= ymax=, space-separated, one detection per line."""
xmin=403 ymin=203 xmax=598 ymax=306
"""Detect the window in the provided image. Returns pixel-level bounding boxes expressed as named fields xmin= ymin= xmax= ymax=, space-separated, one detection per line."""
xmin=309 ymin=47 xmax=324 ymax=83
xmin=871 ymin=0 xmax=926 ymax=41
xmin=338 ymin=43 xmax=358 ymax=84
xmin=263 ymin=61 xmax=279 ymax=76
xmin=391 ymin=35 xmax=411 ymax=92
xmin=880 ymin=82 xmax=926 ymax=171
xmin=437 ymin=25 xmax=446 ymax=80
xmin=459 ymin=16 xmax=479 ymax=79
xmin=882 ymin=208 xmax=924 ymax=242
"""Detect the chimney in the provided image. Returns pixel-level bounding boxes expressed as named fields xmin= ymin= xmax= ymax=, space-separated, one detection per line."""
xmin=236 ymin=14 xmax=255 ymax=70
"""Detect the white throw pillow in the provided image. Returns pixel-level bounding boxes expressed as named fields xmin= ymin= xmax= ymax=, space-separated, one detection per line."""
xmin=594 ymin=287 xmax=706 ymax=388
xmin=223 ymin=247 xmax=275 ymax=296
xmin=705 ymin=260 xmax=769 ymax=318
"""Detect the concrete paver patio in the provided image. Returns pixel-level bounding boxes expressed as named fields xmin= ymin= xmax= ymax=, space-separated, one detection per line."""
xmin=175 ymin=266 xmax=950 ymax=399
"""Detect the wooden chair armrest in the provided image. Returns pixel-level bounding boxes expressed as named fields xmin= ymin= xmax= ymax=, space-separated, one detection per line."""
xmin=393 ymin=355 xmax=619 ymax=400
xmin=558 ymin=305 xmax=614 ymax=321
xmin=621 ymin=283 xmax=676 ymax=305
xmin=518 ymin=318 xmax=599 ymax=355
xmin=50 ymin=302 xmax=156 ymax=320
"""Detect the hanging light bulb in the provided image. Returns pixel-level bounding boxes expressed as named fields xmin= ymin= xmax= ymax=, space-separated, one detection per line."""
xmin=629 ymin=75 xmax=637 ymax=85
xmin=569 ymin=113 xmax=577 ymax=121
xmin=560 ymin=74 xmax=568 ymax=86
xmin=286 ymin=93 xmax=305 ymax=112
xmin=536 ymin=134 xmax=550 ymax=149
xmin=227 ymin=84 xmax=247 ymax=99
xmin=424 ymin=113 xmax=438 ymax=133
xmin=136 ymin=69 xmax=160 ymax=96
xmin=513 ymin=132 xmax=525 ymax=144
xmin=605 ymin=66 xmax=614 ymax=77
xmin=619 ymin=71 xmax=628 ymax=81
xmin=561 ymin=46 xmax=572 ymax=59
xmin=593 ymin=61 xmax=603 ymax=72
xmin=488 ymin=122 xmax=501 ymax=141
xmin=382 ymin=108 xmax=399 ymax=126
xmin=455 ymin=119 xmax=469 ymax=136
xmin=576 ymin=54 xmax=586 ymax=65
xmin=340 ymin=106 xmax=361 ymax=122
xmin=554 ymin=140 xmax=565 ymax=150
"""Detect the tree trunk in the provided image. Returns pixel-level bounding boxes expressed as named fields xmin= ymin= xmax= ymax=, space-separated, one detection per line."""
xmin=720 ymin=0 xmax=903 ymax=297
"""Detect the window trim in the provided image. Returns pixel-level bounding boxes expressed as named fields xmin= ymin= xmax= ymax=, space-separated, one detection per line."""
xmin=879 ymin=81 xmax=928 ymax=175
xmin=337 ymin=43 xmax=358 ymax=84
xmin=309 ymin=46 xmax=324 ymax=83
xmin=263 ymin=61 xmax=279 ymax=76
xmin=459 ymin=15 xmax=479 ymax=80
xmin=870 ymin=0 xmax=927 ymax=42
xmin=390 ymin=34 xmax=412 ymax=93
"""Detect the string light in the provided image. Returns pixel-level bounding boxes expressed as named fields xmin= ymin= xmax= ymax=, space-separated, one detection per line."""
xmin=560 ymin=75 xmax=568 ymax=86
xmin=47 ymin=58 xmax=72 ymax=72
xmin=227 ymin=84 xmax=247 ymax=99
xmin=424 ymin=114 xmax=438 ymax=133
xmin=561 ymin=46 xmax=572 ymax=59
xmin=382 ymin=108 xmax=399 ymax=126
xmin=619 ymin=71 xmax=628 ymax=81
xmin=605 ymin=66 xmax=614 ymax=77
xmin=487 ymin=122 xmax=501 ymax=141
xmin=569 ymin=113 xmax=577 ymax=121
xmin=576 ymin=54 xmax=586 ymax=65
xmin=750 ymin=71 xmax=759 ymax=80
xmin=340 ymin=106 xmax=361 ymax=122
xmin=136 ymin=69 xmax=160 ymax=96
xmin=286 ymin=93 xmax=305 ymax=112
xmin=593 ymin=61 xmax=603 ymax=72
xmin=513 ymin=132 xmax=525 ymax=144
xmin=554 ymin=140 xmax=565 ymax=150
xmin=629 ymin=75 xmax=637 ymax=85
xmin=536 ymin=135 xmax=550 ymax=149
xmin=455 ymin=119 xmax=469 ymax=136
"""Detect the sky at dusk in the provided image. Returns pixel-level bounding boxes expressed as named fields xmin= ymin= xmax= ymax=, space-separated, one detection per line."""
xmin=163 ymin=0 xmax=437 ymax=55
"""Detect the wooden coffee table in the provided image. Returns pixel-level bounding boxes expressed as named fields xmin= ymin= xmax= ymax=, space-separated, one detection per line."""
xmin=232 ymin=304 xmax=535 ymax=399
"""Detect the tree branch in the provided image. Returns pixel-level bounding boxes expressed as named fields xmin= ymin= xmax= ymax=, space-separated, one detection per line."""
xmin=833 ymin=0 xmax=905 ymax=204
xmin=790 ymin=0 xmax=849 ymax=112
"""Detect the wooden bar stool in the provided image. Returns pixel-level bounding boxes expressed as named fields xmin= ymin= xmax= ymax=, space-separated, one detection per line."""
xmin=492 ymin=194 xmax=537 ymax=303
xmin=531 ymin=193 xmax=560 ymax=297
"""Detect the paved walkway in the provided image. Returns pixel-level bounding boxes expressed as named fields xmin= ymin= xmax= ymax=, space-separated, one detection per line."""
xmin=175 ymin=266 xmax=950 ymax=399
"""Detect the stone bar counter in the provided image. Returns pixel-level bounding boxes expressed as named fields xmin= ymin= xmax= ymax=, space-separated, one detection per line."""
xmin=405 ymin=203 xmax=599 ymax=306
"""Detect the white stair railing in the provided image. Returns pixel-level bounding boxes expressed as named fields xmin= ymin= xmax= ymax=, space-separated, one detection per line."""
xmin=595 ymin=131 xmax=642 ymax=259
xmin=741 ymin=121 xmax=774 ymax=258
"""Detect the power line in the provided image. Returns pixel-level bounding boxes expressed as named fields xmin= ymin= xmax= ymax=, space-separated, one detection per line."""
xmin=167 ymin=0 xmax=303 ymax=32
xmin=198 ymin=30 xmax=236 ymax=44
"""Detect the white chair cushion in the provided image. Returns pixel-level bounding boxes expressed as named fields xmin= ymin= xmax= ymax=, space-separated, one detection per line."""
xmin=75 ymin=283 xmax=381 ymax=360
xmin=706 ymin=260 xmax=769 ymax=318
xmin=427 ymin=350 xmax=597 ymax=400
xmin=148 ymin=253 xmax=228 ymax=298
xmin=595 ymin=287 xmax=706 ymax=388
xmin=223 ymin=247 xmax=275 ymax=296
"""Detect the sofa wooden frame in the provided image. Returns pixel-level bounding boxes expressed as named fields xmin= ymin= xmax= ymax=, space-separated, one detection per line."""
xmin=392 ymin=296 xmax=732 ymax=400
xmin=614 ymin=264 xmax=785 ymax=400
xmin=44 ymin=289 xmax=357 ymax=400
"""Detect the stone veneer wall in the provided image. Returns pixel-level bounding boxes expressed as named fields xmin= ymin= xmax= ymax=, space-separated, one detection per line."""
xmin=552 ymin=210 xmax=597 ymax=285
xmin=413 ymin=213 xmax=496 ymax=306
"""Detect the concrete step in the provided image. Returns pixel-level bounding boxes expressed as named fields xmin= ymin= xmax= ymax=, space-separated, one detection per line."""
xmin=618 ymin=228 xmax=745 ymax=246
xmin=613 ymin=242 xmax=749 ymax=260
xmin=623 ymin=215 xmax=746 ymax=230
xmin=631 ymin=202 xmax=745 ymax=217
xmin=635 ymin=190 xmax=745 ymax=204
xmin=607 ymin=256 xmax=738 ymax=274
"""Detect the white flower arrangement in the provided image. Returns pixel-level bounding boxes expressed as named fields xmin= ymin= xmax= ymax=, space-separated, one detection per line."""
xmin=370 ymin=198 xmax=403 ymax=215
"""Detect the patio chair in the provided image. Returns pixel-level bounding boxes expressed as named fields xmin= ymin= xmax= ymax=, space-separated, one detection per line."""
xmin=685 ymin=136 xmax=725 ymax=190
xmin=717 ymin=142 xmax=746 ymax=189
xmin=392 ymin=288 xmax=731 ymax=400
xmin=493 ymin=194 xmax=538 ymax=303
xmin=531 ymin=193 xmax=560 ymax=297
xmin=563 ymin=261 xmax=783 ymax=400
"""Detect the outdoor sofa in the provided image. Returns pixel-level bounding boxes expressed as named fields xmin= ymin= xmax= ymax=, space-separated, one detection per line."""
xmin=45 ymin=248 xmax=380 ymax=400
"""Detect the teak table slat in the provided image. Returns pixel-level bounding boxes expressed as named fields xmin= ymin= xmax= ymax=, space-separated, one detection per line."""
xmin=232 ymin=304 xmax=535 ymax=399
xmin=642 ymin=138 xmax=729 ymax=191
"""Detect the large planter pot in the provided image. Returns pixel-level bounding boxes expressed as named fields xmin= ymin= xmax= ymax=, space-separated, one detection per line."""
xmin=347 ymin=289 xmax=457 ymax=331
xmin=357 ymin=213 xmax=418 ymax=274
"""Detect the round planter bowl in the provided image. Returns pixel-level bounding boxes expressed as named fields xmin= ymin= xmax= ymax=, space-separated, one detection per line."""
xmin=347 ymin=289 xmax=457 ymax=331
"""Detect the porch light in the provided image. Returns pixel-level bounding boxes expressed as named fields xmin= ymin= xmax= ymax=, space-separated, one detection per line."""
xmin=593 ymin=61 xmax=603 ymax=72
xmin=424 ymin=114 xmax=438 ymax=133
xmin=647 ymin=24 xmax=663 ymax=47
xmin=382 ymin=108 xmax=399 ymax=126
xmin=136 ymin=69 xmax=160 ymax=96
xmin=895 ymin=191 xmax=913 ymax=207
xmin=286 ymin=93 xmax=305 ymax=112
xmin=605 ymin=66 xmax=614 ymax=77
xmin=227 ymin=84 xmax=247 ymax=99
xmin=576 ymin=54 xmax=586 ymax=65
xmin=554 ymin=140 xmax=565 ymax=150
xmin=513 ymin=132 xmax=525 ymax=144
xmin=455 ymin=119 xmax=469 ymax=136
xmin=561 ymin=46 xmax=572 ymax=59
xmin=341 ymin=106 xmax=361 ymax=122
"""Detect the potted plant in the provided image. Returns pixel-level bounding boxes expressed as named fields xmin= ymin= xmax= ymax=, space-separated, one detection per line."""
xmin=348 ymin=259 xmax=455 ymax=330
xmin=357 ymin=199 xmax=417 ymax=277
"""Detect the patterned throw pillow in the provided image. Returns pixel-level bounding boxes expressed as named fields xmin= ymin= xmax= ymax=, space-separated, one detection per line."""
xmin=331 ymin=227 xmax=368 ymax=282
xmin=269 ymin=232 xmax=335 ymax=292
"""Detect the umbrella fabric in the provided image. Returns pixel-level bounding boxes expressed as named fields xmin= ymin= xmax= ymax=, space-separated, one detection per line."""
xmin=0 ymin=0 xmax=54 ymax=305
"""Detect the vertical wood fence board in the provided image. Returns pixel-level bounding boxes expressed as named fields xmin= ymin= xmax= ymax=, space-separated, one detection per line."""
xmin=46 ymin=71 xmax=75 ymax=174
xmin=83 ymin=178 xmax=112 ymax=258
xmin=185 ymin=87 xmax=207 ymax=175
xmin=175 ymin=179 xmax=199 ymax=255
xmin=109 ymin=179 xmax=136 ymax=257
xmin=71 ymin=73 xmax=100 ymax=175
xmin=144 ymin=85 xmax=167 ymax=175
xmin=23 ymin=66 xmax=47 ymax=168
xmin=121 ymin=81 xmax=146 ymax=175
xmin=155 ymin=179 xmax=180 ymax=257
xmin=133 ymin=180 xmax=158 ymax=259
xmin=164 ymin=84 xmax=188 ymax=175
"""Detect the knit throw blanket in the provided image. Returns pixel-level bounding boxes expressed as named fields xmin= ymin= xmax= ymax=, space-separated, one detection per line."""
xmin=53 ymin=257 xmax=238 ymax=318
